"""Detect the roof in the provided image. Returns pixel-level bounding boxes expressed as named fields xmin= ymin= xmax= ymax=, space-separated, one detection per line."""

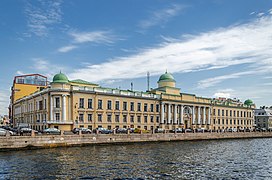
xmin=52 ymin=72 xmax=69 ymax=83
xmin=69 ymin=79 xmax=98 ymax=86
xmin=158 ymin=72 xmax=176 ymax=82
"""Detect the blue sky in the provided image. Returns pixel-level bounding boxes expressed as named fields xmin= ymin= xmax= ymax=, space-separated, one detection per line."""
xmin=1 ymin=0 xmax=272 ymax=115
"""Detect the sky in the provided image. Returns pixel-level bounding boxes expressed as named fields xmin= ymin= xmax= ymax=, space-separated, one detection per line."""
xmin=1 ymin=0 xmax=272 ymax=115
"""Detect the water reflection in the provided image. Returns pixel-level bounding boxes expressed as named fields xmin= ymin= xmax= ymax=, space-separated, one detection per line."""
xmin=0 ymin=139 xmax=271 ymax=179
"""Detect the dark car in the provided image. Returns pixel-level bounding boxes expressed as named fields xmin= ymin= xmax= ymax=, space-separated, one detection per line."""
xmin=184 ymin=128 xmax=193 ymax=133
xmin=72 ymin=128 xmax=92 ymax=134
xmin=116 ymin=128 xmax=128 ymax=134
xmin=94 ymin=127 xmax=112 ymax=134
xmin=20 ymin=127 xmax=38 ymax=134
xmin=43 ymin=128 xmax=61 ymax=135
xmin=170 ymin=128 xmax=183 ymax=133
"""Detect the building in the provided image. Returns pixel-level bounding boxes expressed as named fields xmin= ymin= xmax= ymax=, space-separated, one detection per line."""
xmin=254 ymin=107 xmax=272 ymax=130
xmin=12 ymin=72 xmax=255 ymax=131
xmin=9 ymin=74 xmax=48 ymax=125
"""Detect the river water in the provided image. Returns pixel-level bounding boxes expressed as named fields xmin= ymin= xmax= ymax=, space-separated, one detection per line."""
xmin=0 ymin=138 xmax=271 ymax=179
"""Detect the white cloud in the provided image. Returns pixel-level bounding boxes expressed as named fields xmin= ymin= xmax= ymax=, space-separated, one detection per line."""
xmin=70 ymin=30 xmax=116 ymax=44
xmin=139 ymin=4 xmax=184 ymax=29
xmin=68 ymin=14 xmax=272 ymax=86
xmin=58 ymin=45 xmax=77 ymax=53
xmin=25 ymin=0 xmax=62 ymax=37
xmin=197 ymin=71 xmax=255 ymax=89
xmin=213 ymin=89 xmax=235 ymax=98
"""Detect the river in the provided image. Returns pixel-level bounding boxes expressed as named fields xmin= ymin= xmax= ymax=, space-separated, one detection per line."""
xmin=0 ymin=138 xmax=271 ymax=179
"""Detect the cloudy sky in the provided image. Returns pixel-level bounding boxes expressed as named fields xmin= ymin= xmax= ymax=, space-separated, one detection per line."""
xmin=1 ymin=0 xmax=272 ymax=115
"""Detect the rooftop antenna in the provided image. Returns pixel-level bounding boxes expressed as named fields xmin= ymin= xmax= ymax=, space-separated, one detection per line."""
xmin=131 ymin=82 xmax=133 ymax=91
xmin=147 ymin=71 xmax=150 ymax=91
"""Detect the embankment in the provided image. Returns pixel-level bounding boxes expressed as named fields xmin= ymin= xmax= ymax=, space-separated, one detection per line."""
xmin=1 ymin=132 xmax=272 ymax=151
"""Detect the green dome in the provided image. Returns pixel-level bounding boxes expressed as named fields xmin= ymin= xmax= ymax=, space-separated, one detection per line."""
xmin=52 ymin=72 xmax=69 ymax=83
xmin=158 ymin=72 xmax=176 ymax=82
xmin=244 ymin=99 xmax=253 ymax=106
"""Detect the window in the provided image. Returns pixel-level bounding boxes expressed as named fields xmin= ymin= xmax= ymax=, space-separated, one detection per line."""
xmin=237 ymin=111 xmax=240 ymax=117
xmin=107 ymin=100 xmax=112 ymax=110
xmin=156 ymin=116 xmax=160 ymax=123
xmin=222 ymin=110 xmax=224 ymax=116
xmin=144 ymin=103 xmax=148 ymax=112
xmin=115 ymin=101 xmax=120 ymax=110
xmin=115 ymin=114 xmax=120 ymax=122
xmin=150 ymin=116 xmax=154 ymax=123
xmin=156 ymin=104 xmax=159 ymax=112
xmin=123 ymin=102 xmax=127 ymax=111
xmin=230 ymin=119 xmax=232 ymax=124
xmin=39 ymin=100 xmax=43 ymax=110
xmin=123 ymin=115 xmax=127 ymax=122
xmin=88 ymin=125 xmax=92 ymax=130
xmin=244 ymin=111 xmax=246 ymax=117
xmin=218 ymin=109 xmax=220 ymax=116
xmin=79 ymin=98 xmax=84 ymax=108
xmin=44 ymin=99 xmax=47 ymax=110
xmin=218 ymin=119 xmax=220 ymax=124
xmin=222 ymin=119 xmax=224 ymax=125
xmin=213 ymin=119 xmax=216 ymax=124
xmin=88 ymin=114 xmax=92 ymax=122
xmin=55 ymin=113 xmax=60 ymax=121
xmin=107 ymin=114 xmax=112 ymax=122
xmin=226 ymin=110 xmax=228 ymax=116
xmin=137 ymin=103 xmax=141 ymax=111
xmin=98 ymin=100 xmax=103 ymax=109
xmin=150 ymin=104 xmax=154 ymax=112
xmin=98 ymin=114 xmax=102 ymax=122
xmin=213 ymin=109 xmax=216 ymax=116
xmin=137 ymin=116 xmax=141 ymax=123
xmin=79 ymin=114 xmax=84 ymax=122
xmin=88 ymin=99 xmax=93 ymax=109
xmin=234 ymin=120 xmax=236 ymax=125
xmin=130 ymin=115 xmax=134 ymax=123
xmin=130 ymin=102 xmax=134 ymax=111
xmin=55 ymin=97 xmax=60 ymax=108
xmin=226 ymin=119 xmax=228 ymax=125
xmin=144 ymin=116 xmax=148 ymax=123
xmin=234 ymin=110 xmax=236 ymax=117
xmin=230 ymin=110 xmax=232 ymax=117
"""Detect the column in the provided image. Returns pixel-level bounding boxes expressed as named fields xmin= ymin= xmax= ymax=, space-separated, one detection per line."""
xmin=173 ymin=104 xmax=177 ymax=124
xmin=192 ymin=106 xmax=195 ymax=124
xmin=208 ymin=107 xmax=211 ymax=124
xmin=50 ymin=96 xmax=54 ymax=121
xmin=180 ymin=105 xmax=184 ymax=124
xmin=160 ymin=102 xmax=164 ymax=124
xmin=62 ymin=95 xmax=66 ymax=122
xmin=198 ymin=106 xmax=201 ymax=125
xmin=168 ymin=104 xmax=171 ymax=124
xmin=203 ymin=107 xmax=206 ymax=124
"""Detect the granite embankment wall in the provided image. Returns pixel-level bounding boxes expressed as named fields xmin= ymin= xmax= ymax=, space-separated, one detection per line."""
xmin=1 ymin=132 xmax=272 ymax=150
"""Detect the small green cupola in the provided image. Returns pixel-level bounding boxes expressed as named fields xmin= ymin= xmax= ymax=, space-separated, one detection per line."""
xmin=244 ymin=99 xmax=253 ymax=107
xmin=52 ymin=72 xmax=69 ymax=83
xmin=157 ymin=71 xmax=176 ymax=88
xmin=158 ymin=71 xmax=176 ymax=82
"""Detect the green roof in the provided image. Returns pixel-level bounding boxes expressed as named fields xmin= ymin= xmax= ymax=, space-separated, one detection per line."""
xmin=69 ymin=79 xmax=98 ymax=86
xmin=52 ymin=72 xmax=69 ymax=83
xmin=158 ymin=72 xmax=176 ymax=82
xmin=244 ymin=99 xmax=253 ymax=106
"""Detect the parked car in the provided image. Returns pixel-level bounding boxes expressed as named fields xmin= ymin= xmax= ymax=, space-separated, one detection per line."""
xmin=43 ymin=128 xmax=61 ymax=135
xmin=155 ymin=128 xmax=165 ymax=133
xmin=196 ymin=128 xmax=206 ymax=133
xmin=170 ymin=128 xmax=183 ymax=133
xmin=20 ymin=128 xmax=38 ymax=134
xmin=72 ymin=128 xmax=92 ymax=134
xmin=116 ymin=128 xmax=128 ymax=134
xmin=184 ymin=128 xmax=193 ymax=133
xmin=94 ymin=127 xmax=112 ymax=134
xmin=0 ymin=128 xmax=14 ymax=136
xmin=134 ymin=128 xmax=150 ymax=133
xmin=227 ymin=128 xmax=237 ymax=132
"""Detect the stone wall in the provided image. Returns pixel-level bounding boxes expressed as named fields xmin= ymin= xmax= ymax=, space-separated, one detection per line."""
xmin=1 ymin=132 xmax=272 ymax=150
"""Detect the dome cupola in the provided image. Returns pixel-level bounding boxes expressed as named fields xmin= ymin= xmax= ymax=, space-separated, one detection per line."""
xmin=52 ymin=72 xmax=69 ymax=83
xmin=157 ymin=71 xmax=176 ymax=88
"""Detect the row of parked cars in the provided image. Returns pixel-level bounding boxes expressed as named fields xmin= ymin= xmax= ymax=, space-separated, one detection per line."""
xmin=0 ymin=126 xmax=61 ymax=136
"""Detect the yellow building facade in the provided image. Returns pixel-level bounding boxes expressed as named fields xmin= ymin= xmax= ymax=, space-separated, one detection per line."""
xmin=12 ymin=72 xmax=255 ymax=131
